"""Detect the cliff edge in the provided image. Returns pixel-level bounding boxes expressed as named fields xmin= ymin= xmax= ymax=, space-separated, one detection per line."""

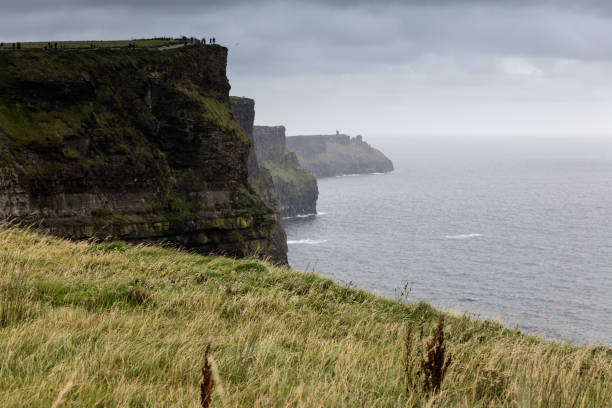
xmin=0 ymin=44 xmax=285 ymax=261
xmin=253 ymin=126 xmax=318 ymax=217
xmin=230 ymin=96 xmax=317 ymax=219
xmin=287 ymin=133 xmax=394 ymax=178
xmin=229 ymin=97 xmax=288 ymax=261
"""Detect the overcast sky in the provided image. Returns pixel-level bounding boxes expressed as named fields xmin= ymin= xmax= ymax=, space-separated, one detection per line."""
xmin=2 ymin=0 xmax=612 ymax=138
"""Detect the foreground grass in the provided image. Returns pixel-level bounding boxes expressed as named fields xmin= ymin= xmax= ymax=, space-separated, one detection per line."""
xmin=0 ymin=227 xmax=610 ymax=407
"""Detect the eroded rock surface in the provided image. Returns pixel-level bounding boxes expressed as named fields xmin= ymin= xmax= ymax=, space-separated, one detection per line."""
xmin=253 ymin=126 xmax=318 ymax=218
xmin=230 ymin=97 xmax=288 ymax=262
xmin=0 ymin=45 xmax=285 ymax=261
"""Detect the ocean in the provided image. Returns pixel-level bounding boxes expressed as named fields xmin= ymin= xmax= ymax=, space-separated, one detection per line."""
xmin=284 ymin=137 xmax=612 ymax=345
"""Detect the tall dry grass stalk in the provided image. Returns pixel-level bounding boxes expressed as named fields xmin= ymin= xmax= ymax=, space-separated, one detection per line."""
xmin=404 ymin=324 xmax=414 ymax=394
xmin=50 ymin=371 xmax=77 ymax=408
xmin=201 ymin=344 xmax=214 ymax=408
xmin=405 ymin=317 xmax=452 ymax=395
xmin=421 ymin=317 xmax=451 ymax=393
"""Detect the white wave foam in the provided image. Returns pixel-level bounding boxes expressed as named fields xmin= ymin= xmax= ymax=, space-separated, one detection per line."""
xmin=287 ymin=239 xmax=329 ymax=245
xmin=283 ymin=212 xmax=326 ymax=220
xmin=335 ymin=171 xmax=392 ymax=177
xmin=445 ymin=233 xmax=482 ymax=240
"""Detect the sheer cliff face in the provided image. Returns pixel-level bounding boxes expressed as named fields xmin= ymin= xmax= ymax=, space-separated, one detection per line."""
xmin=253 ymin=126 xmax=318 ymax=218
xmin=286 ymin=134 xmax=394 ymax=178
xmin=229 ymin=97 xmax=287 ymax=262
xmin=227 ymin=97 xmax=259 ymax=181
xmin=0 ymin=45 xmax=283 ymax=261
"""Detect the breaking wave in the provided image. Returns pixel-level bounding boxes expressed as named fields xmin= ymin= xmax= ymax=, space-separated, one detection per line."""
xmin=445 ymin=233 xmax=482 ymax=240
xmin=287 ymin=239 xmax=329 ymax=245
xmin=283 ymin=212 xmax=326 ymax=220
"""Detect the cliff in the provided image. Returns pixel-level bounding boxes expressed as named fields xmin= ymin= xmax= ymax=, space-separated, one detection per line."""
xmin=253 ymin=126 xmax=318 ymax=217
xmin=0 ymin=44 xmax=285 ymax=261
xmin=287 ymin=134 xmax=394 ymax=178
xmin=229 ymin=97 xmax=287 ymax=262
xmin=226 ymin=96 xmax=258 ymax=182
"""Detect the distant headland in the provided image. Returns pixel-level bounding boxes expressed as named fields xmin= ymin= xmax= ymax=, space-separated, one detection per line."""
xmin=287 ymin=132 xmax=394 ymax=178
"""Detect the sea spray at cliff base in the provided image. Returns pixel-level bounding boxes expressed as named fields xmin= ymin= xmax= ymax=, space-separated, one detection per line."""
xmin=287 ymin=239 xmax=329 ymax=245
xmin=283 ymin=212 xmax=327 ymax=220
xmin=445 ymin=233 xmax=483 ymax=239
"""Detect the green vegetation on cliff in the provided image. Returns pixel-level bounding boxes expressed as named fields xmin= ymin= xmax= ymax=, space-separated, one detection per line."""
xmin=252 ymin=126 xmax=318 ymax=217
xmin=1 ymin=227 xmax=610 ymax=407
xmin=260 ymin=156 xmax=316 ymax=197
xmin=228 ymin=99 xmax=289 ymax=262
xmin=0 ymin=44 xmax=281 ymax=260
xmin=0 ymin=45 xmax=245 ymax=187
xmin=258 ymin=152 xmax=318 ymax=217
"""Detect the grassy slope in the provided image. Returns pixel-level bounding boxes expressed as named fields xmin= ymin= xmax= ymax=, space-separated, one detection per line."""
xmin=260 ymin=153 xmax=315 ymax=192
xmin=0 ymin=227 xmax=610 ymax=407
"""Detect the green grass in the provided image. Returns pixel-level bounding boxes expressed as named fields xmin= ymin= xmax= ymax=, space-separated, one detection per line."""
xmin=176 ymin=82 xmax=247 ymax=143
xmin=0 ymin=226 xmax=610 ymax=407
xmin=0 ymin=101 xmax=92 ymax=148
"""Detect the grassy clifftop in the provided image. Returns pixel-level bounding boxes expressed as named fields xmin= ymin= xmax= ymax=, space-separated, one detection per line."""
xmin=1 ymin=227 xmax=610 ymax=407
xmin=3 ymin=39 xmax=183 ymax=50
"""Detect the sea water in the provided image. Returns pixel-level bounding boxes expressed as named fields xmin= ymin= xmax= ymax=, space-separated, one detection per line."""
xmin=284 ymin=137 xmax=612 ymax=345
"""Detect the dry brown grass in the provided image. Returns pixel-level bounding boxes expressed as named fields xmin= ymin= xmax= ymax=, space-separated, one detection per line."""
xmin=405 ymin=317 xmax=452 ymax=394
xmin=0 ymin=226 xmax=610 ymax=407
xmin=201 ymin=344 xmax=214 ymax=408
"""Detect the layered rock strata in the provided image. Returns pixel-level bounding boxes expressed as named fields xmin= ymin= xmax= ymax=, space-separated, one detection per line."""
xmin=230 ymin=97 xmax=287 ymax=262
xmin=230 ymin=97 xmax=318 ymax=219
xmin=0 ymin=44 xmax=285 ymax=261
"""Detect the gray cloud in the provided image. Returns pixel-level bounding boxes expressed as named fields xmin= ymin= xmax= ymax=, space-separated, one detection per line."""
xmin=2 ymin=0 xmax=612 ymax=136
xmin=4 ymin=0 xmax=612 ymax=12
